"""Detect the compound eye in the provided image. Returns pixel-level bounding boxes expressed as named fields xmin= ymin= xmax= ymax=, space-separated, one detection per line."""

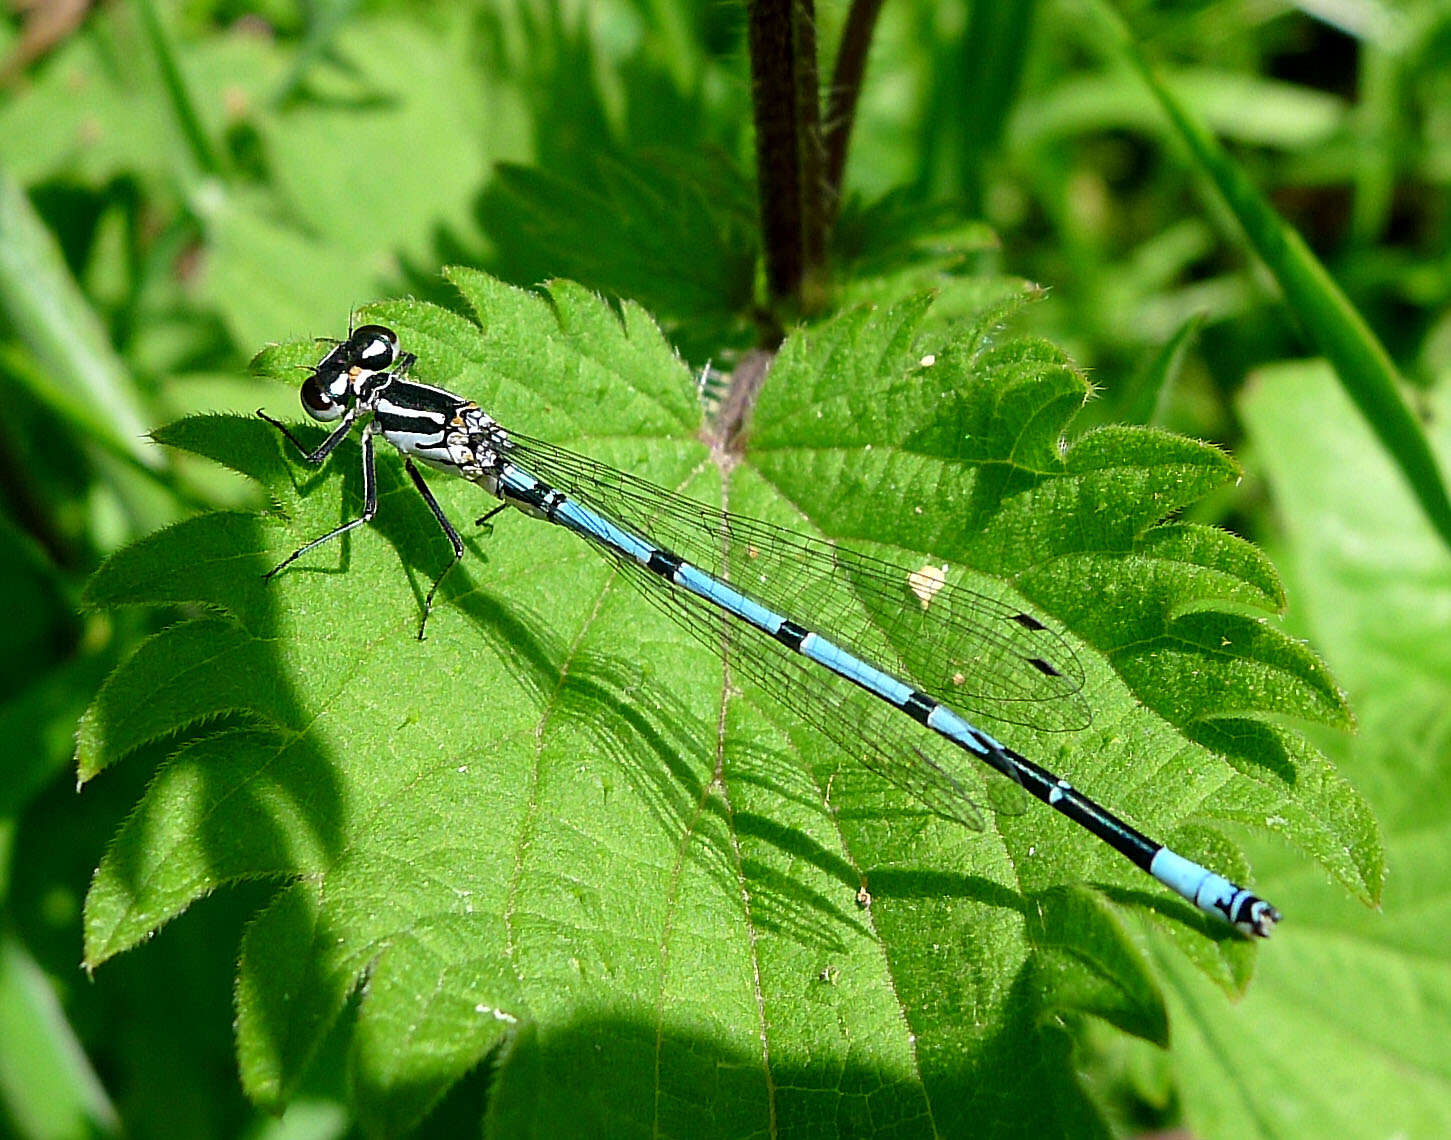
xmin=350 ymin=324 xmax=398 ymax=370
xmin=301 ymin=374 xmax=346 ymax=422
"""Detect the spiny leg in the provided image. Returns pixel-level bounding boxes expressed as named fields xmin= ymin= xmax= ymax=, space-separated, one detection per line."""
xmin=265 ymin=427 xmax=378 ymax=579
xmin=258 ymin=407 xmax=359 ymax=465
xmin=403 ymin=457 xmax=465 ymax=640
xmin=474 ymin=503 xmax=507 ymax=533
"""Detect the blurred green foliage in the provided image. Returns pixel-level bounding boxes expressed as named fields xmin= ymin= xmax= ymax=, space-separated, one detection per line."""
xmin=0 ymin=1 xmax=1447 ymax=1138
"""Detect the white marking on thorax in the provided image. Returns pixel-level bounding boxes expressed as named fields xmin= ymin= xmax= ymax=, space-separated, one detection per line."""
xmin=376 ymin=397 xmax=447 ymax=424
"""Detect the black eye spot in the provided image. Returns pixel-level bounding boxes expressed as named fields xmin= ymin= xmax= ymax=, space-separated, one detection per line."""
xmin=301 ymin=374 xmax=344 ymax=421
xmin=350 ymin=325 xmax=397 ymax=369
xmin=301 ymin=375 xmax=332 ymax=412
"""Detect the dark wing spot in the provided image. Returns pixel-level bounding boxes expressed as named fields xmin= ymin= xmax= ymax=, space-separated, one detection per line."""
xmin=1027 ymin=657 xmax=1061 ymax=678
xmin=1010 ymin=612 xmax=1047 ymax=631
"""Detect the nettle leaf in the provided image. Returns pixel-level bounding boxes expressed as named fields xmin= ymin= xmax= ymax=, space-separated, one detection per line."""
xmin=79 ymin=271 xmax=1377 ymax=1137
xmin=1140 ymin=362 xmax=1451 ymax=1140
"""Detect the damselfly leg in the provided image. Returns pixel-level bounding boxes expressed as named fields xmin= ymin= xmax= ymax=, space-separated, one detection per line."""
xmin=259 ymin=329 xmax=460 ymax=638
xmin=402 ymin=455 xmax=465 ymax=640
xmin=474 ymin=504 xmax=508 ymax=532
xmin=262 ymin=421 xmax=378 ymax=581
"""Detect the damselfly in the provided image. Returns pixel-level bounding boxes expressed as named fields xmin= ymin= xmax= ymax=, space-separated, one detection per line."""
xmin=258 ymin=324 xmax=1280 ymax=938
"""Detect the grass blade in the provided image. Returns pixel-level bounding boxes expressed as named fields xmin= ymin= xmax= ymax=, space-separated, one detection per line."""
xmin=1092 ymin=0 xmax=1451 ymax=551
xmin=0 ymin=167 xmax=160 ymax=471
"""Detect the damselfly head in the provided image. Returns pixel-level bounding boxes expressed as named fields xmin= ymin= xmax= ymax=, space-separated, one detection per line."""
xmin=299 ymin=324 xmax=401 ymax=422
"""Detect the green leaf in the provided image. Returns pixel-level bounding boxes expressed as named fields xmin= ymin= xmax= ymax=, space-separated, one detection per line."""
xmin=0 ymin=166 xmax=158 ymax=473
xmin=80 ymin=274 xmax=1373 ymax=1135
xmin=257 ymin=14 xmax=500 ymax=261
xmin=0 ymin=9 xmax=173 ymax=189
xmin=0 ymin=933 xmax=119 ymax=1140
xmin=1115 ymin=312 xmax=1205 ymax=426
xmin=1 ymin=650 xmax=114 ymax=896
xmin=133 ymin=0 xmax=224 ymax=178
xmin=1014 ymin=67 xmax=1347 ymax=152
xmin=1153 ymin=360 xmax=1451 ymax=1140
xmin=192 ymin=12 xmax=508 ymax=351
xmin=955 ymin=0 xmax=1036 ymax=213
xmin=1090 ymin=0 xmax=1451 ymax=553
xmin=478 ymin=153 xmax=758 ymax=358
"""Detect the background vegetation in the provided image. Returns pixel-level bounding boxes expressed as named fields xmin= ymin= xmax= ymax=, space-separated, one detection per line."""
xmin=0 ymin=1 xmax=1447 ymax=1137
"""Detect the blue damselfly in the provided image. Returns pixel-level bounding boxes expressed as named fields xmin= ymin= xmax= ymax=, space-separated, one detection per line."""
xmin=258 ymin=324 xmax=1280 ymax=938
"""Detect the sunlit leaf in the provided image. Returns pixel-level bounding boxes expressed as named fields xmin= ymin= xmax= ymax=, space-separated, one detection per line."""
xmin=80 ymin=274 xmax=1373 ymax=1136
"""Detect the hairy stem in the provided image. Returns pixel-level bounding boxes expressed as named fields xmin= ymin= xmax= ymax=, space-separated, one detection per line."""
xmin=746 ymin=0 xmax=828 ymax=315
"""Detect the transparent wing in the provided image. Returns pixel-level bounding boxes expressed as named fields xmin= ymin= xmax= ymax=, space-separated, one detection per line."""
xmin=502 ymin=432 xmax=1089 ymax=734
xmin=593 ymin=540 xmax=990 ymax=830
